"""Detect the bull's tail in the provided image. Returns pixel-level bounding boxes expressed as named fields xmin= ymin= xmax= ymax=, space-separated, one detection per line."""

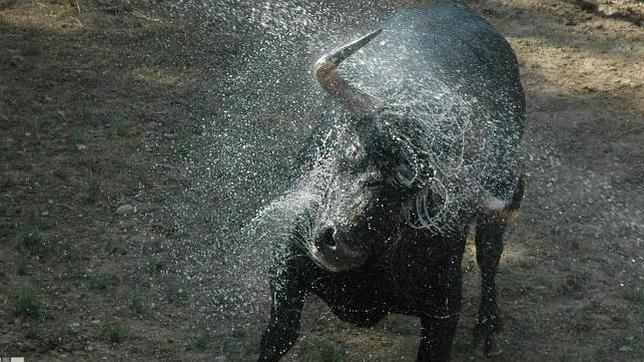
xmin=482 ymin=173 xmax=525 ymax=223
xmin=508 ymin=173 xmax=525 ymax=210
xmin=503 ymin=173 xmax=524 ymax=222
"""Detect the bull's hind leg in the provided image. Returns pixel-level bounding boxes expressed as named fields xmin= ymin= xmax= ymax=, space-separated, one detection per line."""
xmin=258 ymin=257 xmax=310 ymax=362
xmin=474 ymin=176 xmax=524 ymax=356
xmin=473 ymin=214 xmax=505 ymax=356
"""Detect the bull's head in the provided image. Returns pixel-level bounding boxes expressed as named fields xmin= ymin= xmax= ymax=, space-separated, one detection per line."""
xmin=305 ymin=30 xmax=419 ymax=272
xmin=303 ymin=129 xmax=404 ymax=272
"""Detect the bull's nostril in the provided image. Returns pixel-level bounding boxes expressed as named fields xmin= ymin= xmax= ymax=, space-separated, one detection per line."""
xmin=318 ymin=227 xmax=337 ymax=249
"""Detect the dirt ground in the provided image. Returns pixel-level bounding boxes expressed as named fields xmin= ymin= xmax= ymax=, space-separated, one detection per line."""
xmin=1 ymin=0 xmax=642 ymax=361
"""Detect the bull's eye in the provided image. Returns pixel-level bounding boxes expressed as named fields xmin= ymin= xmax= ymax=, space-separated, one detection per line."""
xmin=338 ymin=141 xmax=368 ymax=172
xmin=363 ymin=177 xmax=382 ymax=189
xmin=364 ymin=179 xmax=379 ymax=187
xmin=347 ymin=142 xmax=365 ymax=159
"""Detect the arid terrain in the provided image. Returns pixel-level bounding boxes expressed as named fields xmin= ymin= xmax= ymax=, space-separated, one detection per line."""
xmin=1 ymin=0 xmax=642 ymax=361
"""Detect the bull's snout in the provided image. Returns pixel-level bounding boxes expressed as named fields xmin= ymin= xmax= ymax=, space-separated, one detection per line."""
xmin=312 ymin=225 xmax=367 ymax=272
xmin=316 ymin=226 xmax=337 ymax=250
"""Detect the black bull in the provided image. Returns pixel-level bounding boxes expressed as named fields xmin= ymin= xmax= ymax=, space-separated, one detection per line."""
xmin=257 ymin=1 xmax=525 ymax=361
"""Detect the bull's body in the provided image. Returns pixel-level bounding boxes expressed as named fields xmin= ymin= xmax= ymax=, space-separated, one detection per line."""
xmin=258 ymin=1 xmax=525 ymax=361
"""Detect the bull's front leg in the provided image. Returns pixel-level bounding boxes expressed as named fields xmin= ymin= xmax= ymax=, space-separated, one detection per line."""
xmin=417 ymin=312 xmax=460 ymax=362
xmin=258 ymin=255 xmax=310 ymax=362
xmin=417 ymin=252 xmax=464 ymax=362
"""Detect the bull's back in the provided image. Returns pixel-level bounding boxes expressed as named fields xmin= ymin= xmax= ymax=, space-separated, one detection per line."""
xmin=344 ymin=0 xmax=525 ymax=201
xmin=347 ymin=1 xmax=524 ymax=116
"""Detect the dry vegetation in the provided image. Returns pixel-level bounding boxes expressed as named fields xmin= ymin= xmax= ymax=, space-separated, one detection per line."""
xmin=1 ymin=0 xmax=642 ymax=361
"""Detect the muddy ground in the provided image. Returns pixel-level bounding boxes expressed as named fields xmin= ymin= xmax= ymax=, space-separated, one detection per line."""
xmin=1 ymin=0 xmax=643 ymax=361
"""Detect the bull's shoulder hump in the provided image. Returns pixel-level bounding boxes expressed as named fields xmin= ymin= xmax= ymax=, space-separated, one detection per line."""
xmin=382 ymin=2 xmax=510 ymax=54
xmin=387 ymin=2 xmax=496 ymax=33
xmin=372 ymin=2 xmax=521 ymax=96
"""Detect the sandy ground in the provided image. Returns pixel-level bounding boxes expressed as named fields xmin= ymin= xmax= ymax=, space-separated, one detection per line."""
xmin=1 ymin=0 xmax=642 ymax=361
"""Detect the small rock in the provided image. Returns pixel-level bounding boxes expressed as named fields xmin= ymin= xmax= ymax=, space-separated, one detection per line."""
xmin=116 ymin=204 xmax=137 ymax=215
xmin=76 ymin=144 xmax=87 ymax=151
xmin=10 ymin=55 xmax=25 ymax=67
xmin=605 ymin=10 xmax=632 ymax=20
xmin=214 ymin=357 xmax=227 ymax=362
xmin=618 ymin=346 xmax=633 ymax=352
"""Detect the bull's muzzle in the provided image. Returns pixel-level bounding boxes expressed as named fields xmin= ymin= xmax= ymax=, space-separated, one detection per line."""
xmin=313 ymin=226 xmax=368 ymax=272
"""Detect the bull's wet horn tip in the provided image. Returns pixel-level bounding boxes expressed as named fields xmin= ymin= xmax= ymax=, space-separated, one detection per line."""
xmin=314 ymin=28 xmax=383 ymax=80
xmin=349 ymin=29 xmax=384 ymax=53
xmin=367 ymin=28 xmax=384 ymax=39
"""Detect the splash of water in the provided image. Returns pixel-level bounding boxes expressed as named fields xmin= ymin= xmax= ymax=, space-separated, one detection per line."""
xmin=142 ymin=0 xmax=643 ymax=351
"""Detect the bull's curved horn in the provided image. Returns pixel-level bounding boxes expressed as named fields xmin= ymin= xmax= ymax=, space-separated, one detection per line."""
xmin=313 ymin=29 xmax=382 ymax=117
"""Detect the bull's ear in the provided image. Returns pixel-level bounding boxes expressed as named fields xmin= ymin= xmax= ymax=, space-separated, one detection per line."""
xmin=392 ymin=163 xmax=435 ymax=191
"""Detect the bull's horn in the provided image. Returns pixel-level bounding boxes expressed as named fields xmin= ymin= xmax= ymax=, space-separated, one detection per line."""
xmin=313 ymin=29 xmax=382 ymax=117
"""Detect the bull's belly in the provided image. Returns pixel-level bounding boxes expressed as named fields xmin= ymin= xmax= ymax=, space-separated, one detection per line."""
xmin=310 ymin=273 xmax=389 ymax=326
xmin=309 ymin=258 xmax=461 ymax=322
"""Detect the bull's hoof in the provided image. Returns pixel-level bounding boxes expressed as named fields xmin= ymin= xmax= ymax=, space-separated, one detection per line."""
xmin=483 ymin=333 xmax=503 ymax=357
